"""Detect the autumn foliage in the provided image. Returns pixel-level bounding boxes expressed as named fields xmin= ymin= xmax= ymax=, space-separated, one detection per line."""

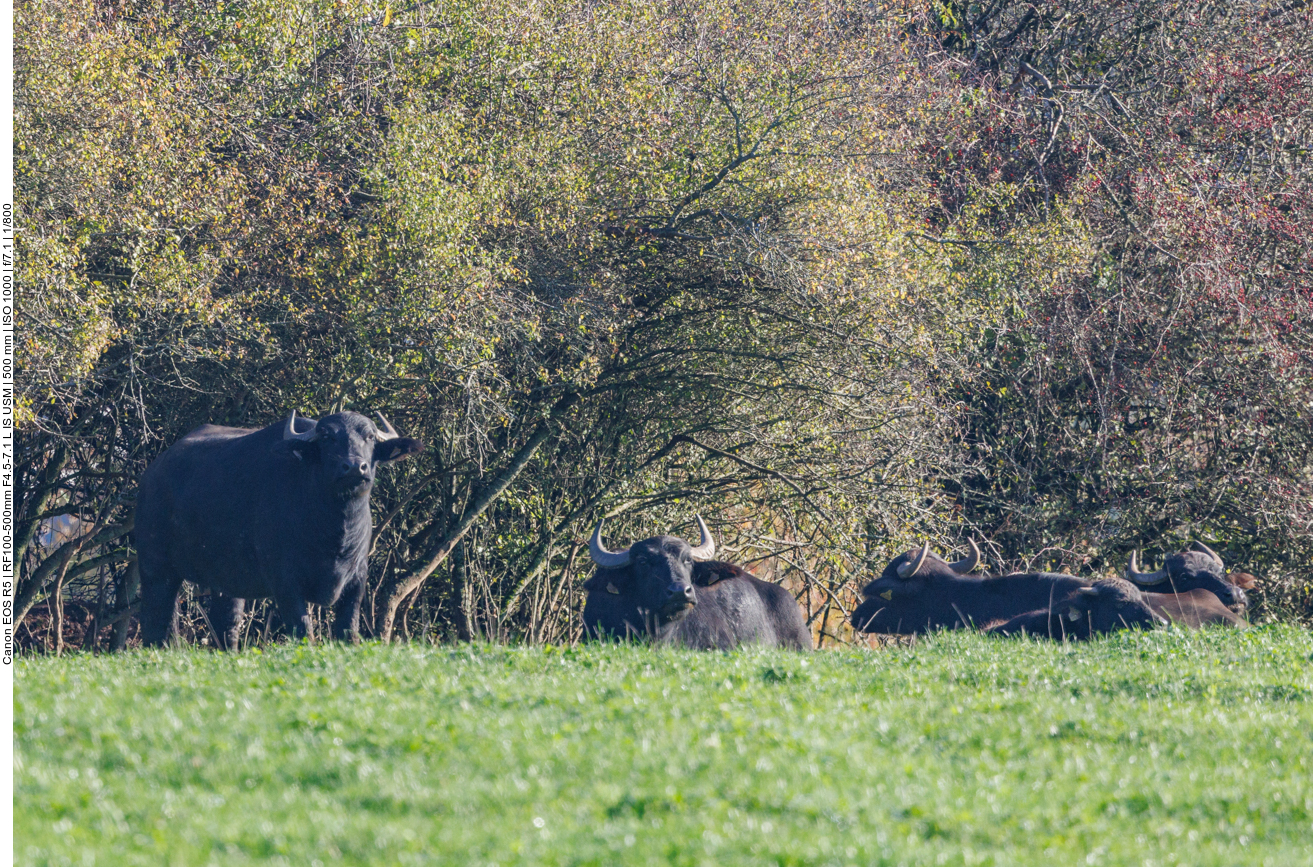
xmin=13 ymin=0 xmax=1312 ymax=649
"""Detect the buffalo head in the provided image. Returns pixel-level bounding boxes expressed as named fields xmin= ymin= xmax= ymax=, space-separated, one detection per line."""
xmin=851 ymin=540 xmax=980 ymax=624
xmin=1123 ymin=541 xmax=1250 ymax=611
xmin=276 ymin=410 xmax=423 ymax=498
xmin=586 ymin=516 xmax=717 ymax=627
xmin=1053 ymin=578 xmax=1169 ymax=635
xmin=989 ymin=578 xmax=1168 ymax=639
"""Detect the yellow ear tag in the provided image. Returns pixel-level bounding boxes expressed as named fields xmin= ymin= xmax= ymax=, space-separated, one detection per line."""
xmin=879 ymin=590 xmax=893 ymax=601
xmin=1067 ymin=609 xmax=1082 ymax=621
xmin=606 ymin=582 xmax=621 ymax=595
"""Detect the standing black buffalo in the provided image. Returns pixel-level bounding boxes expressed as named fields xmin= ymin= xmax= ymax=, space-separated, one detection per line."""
xmin=850 ymin=540 xmax=1094 ymax=635
xmin=1123 ymin=542 xmax=1253 ymax=612
xmin=582 ymin=517 xmax=812 ymax=650
xmin=988 ymin=576 xmax=1245 ymax=640
xmin=135 ymin=411 xmax=422 ymax=647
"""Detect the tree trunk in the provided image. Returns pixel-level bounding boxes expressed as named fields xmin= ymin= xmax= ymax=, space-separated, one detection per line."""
xmin=110 ymin=559 xmax=140 ymax=651
xmin=84 ymin=567 xmax=111 ymax=652
xmin=539 ymin=542 xmax=581 ymax=644
xmin=451 ymin=541 xmax=472 ymax=641
xmin=50 ymin=539 xmax=85 ymax=657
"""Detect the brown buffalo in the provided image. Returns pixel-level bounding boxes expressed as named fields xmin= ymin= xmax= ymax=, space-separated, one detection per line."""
xmin=1145 ymin=589 xmax=1246 ymax=629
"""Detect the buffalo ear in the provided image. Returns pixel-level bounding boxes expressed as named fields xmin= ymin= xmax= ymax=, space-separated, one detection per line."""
xmin=692 ymin=561 xmax=748 ymax=587
xmin=374 ymin=437 xmax=423 ymax=463
xmin=1230 ymin=572 xmax=1259 ymax=590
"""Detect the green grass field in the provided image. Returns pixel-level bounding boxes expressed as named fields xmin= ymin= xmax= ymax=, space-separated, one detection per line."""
xmin=15 ymin=627 xmax=1313 ymax=866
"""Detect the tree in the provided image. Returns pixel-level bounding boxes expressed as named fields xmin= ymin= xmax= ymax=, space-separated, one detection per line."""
xmin=916 ymin=0 xmax=1313 ymax=612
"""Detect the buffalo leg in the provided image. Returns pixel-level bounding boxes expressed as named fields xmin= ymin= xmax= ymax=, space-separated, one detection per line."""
xmin=274 ymin=591 xmax=314 ymax=642
xmin=209 ymin=593 xmax=246 ymax=651
xmin=331 ymin=578 xmax=364 ymax=642
xmin=139 ymin=564 xmax=184 ymax=647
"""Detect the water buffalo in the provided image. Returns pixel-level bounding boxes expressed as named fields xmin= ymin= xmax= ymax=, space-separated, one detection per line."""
xmin=987 ymin=578 xmax=1168 ymax=639
xmin=1123 ymin=541 xmax=1254 ymax=611
xmin=850 ymin=540 xmax=1094 ymax=635
xmin=136 ymin=410 xmax=422 ymax=647
xmin=988 ymin=576 xmax=1244 ymax=639
xmin=582 ymin=517 xmax=812 ymax=650
xmin=1146 ymin=589 xmax=1246 ymax=629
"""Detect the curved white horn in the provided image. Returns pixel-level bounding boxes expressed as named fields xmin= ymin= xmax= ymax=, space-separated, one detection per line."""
xmin=947 ymin=537 xmax=981 ymax=574
xmin=1124 ymin=550 xmax=1168 ymax=586
xmin=374 ymin=412 xmax=400 ymax=441
xmin=897 ymin=542 xmax=931 ymax=578
xmin=589 ymin=519 xmax=632 ymax=568
xmin=687 ymin=515 xmax=716 ymax=561
xmin=1189 ymin=541 xmax=1225 ymax=569
xmin=283 ymin=411 xmax=318 ymax=442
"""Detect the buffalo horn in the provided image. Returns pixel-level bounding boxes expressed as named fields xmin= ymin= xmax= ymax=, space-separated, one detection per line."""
xmin=589 ymin=518 xmax=632 ymax=568
xmin=687 ymin=515 xmax=716 ymax=561
xmin=1189 ymin=540 xmax=1225 ymax=569
xmin=897 ymin=541 xmax=931 ymax=578
xmin=947 ymin=538 xmax=981 ymax=574
xmin=1124 ymin=550 xmax=1168 ymax=585
xmin=283 ymin=411 xmax=318 ymax=442
xmin=375 ymin=412 xmax=401 ymax=441
xmin=1077 ymin=586 xmax=1100 ymax=597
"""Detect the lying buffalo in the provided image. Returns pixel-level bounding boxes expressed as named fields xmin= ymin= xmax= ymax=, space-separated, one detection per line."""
xmin=988 ymin=576 xmax=1244 ymax=639
xmin=850 ymin=540 xmax=1093 ymax=635
xmin=1147 ymin=588 xmax=1247 ymax=629
xmin=1123 ymin=542 xmax=1254 ymax=611
xmin=136 ymin=411 xmax=422 ymax=647
xmin=987 ymin=578 xmax=1164 ymax=639
xmin=582 ymin=517 xmax=812 ymax=649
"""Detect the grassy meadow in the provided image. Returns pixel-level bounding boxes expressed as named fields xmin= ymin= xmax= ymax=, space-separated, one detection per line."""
xmin=15 ymin=628 xmax=1313 ymax=866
